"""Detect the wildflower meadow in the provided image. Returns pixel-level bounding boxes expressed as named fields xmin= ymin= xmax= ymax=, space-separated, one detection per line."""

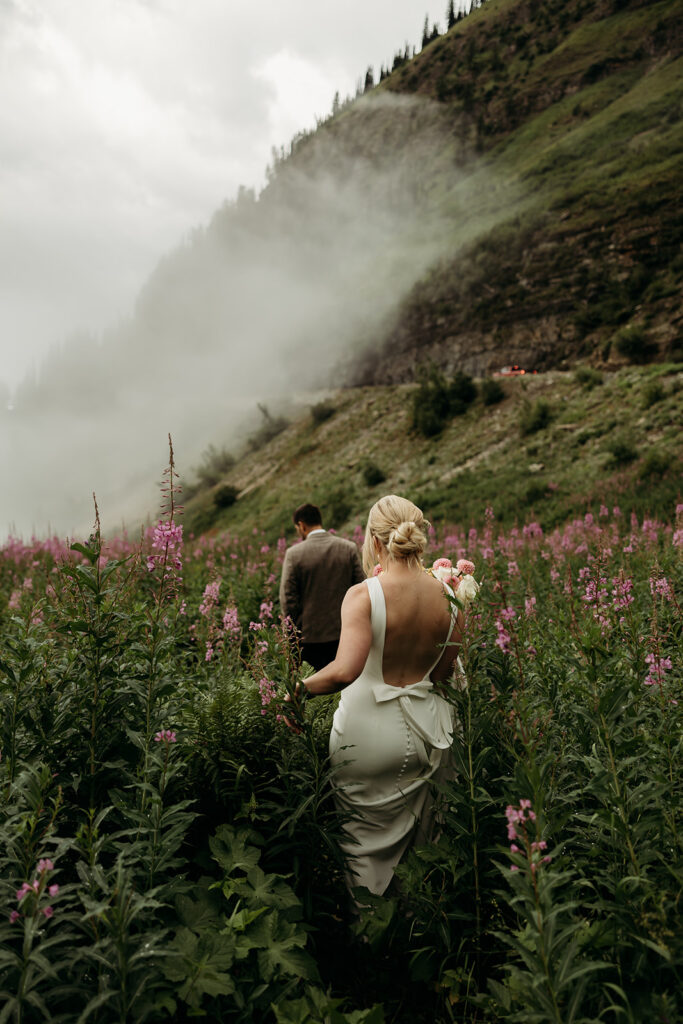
xmin=0 ymin=453 xmax=681 ymax=1023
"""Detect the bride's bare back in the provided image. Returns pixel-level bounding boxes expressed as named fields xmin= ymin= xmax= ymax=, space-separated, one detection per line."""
xmin=379 ymin=570 xmax=460 ymax=686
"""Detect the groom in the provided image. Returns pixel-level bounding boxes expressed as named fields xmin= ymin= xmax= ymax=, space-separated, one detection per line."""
xmin=279 ymin=502 xmax=365 ymax=670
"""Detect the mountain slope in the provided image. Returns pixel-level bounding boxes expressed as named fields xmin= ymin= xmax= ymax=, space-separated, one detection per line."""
xmin=350 ymin=0 xmax=682 ymax=381
xmin=183 ymin=363 xmax=682 ymax=540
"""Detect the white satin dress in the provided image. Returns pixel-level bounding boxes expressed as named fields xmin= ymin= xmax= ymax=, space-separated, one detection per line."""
xmin=329 ymin=575 xmax=457 ymax=896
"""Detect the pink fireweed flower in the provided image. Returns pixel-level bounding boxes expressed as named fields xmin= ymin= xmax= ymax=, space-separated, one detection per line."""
xmin=37 ymin=859 xmax=54 ymax=874
xmin=259 ymin=600 xmax=274 ymax=622
xmin=644 ymin=653 xmax=673 ymax=688
xmin=258 ymin=677 xmax=277 ymax=714
xmin=154 ymin=729 xmax=177 ymax=743
xmin=48 ymin=884 xmax=59 ymax=897
xmin=611 ymin=573 xmax=634 ymax=620
xmin=507 ymin=560 xmax=520 ymax=577
xmin=147 ymin=520 xmax=183 ymax=574
xmin=650 ymin=576 xmax=674 ymax=601
xmin=222 ymin=605 xmax=241 ymax=639
xmin=524 ymin=596 xmax=537 ymax=616
xmin=505 ymin=799 xmax=550 ymax=870
xmin=199 ymin=580 xmax=221 ymax=617
xmin=9 ymin=910 xmax=20 ymax=923
xmin=42 ymin=906 xmax=53 ymax=919
xmin=495 ymin=623 xmax=512 ymax=654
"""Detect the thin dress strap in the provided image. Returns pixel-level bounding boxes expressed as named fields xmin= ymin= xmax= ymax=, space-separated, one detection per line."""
xmin=364 ymin=576 xmax=386 ymax=679
xmin=425 ymin=581 xmax=458 ymax=676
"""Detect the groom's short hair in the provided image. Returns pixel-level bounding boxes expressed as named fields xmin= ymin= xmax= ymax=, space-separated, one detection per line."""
xmin=293 ymin=503 xmax=322 ymax=527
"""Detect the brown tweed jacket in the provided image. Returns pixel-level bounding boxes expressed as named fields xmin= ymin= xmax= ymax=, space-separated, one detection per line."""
xmin=278 ymin=531 xmax=365 ymax=643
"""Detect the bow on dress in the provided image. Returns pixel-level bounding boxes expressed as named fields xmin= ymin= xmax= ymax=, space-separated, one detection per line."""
xmin=371 ymin=679 xmax=454 ymax=768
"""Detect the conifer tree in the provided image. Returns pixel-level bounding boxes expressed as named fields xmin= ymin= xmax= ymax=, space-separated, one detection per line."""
xmin=364 ymin=66 xmax=374 ymax=92
xmin=421 ymin=14 xmax=430 ymax=48
xmin=447 ymin=0 xmax=456 ymax=29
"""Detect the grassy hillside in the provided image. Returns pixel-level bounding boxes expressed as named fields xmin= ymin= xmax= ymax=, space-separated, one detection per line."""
xmin=183 ymin=363 xmax=682 ymax=540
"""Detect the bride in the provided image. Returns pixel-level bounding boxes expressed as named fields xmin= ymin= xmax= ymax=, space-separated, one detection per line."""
xmin=289 ymin=494 xmax=463 ymax=897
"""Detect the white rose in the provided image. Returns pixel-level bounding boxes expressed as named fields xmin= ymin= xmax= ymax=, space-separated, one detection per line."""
xmin=457 ymin=574 xmax=480 ymax=605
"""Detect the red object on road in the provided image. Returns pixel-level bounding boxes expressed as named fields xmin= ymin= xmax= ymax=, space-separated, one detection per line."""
xmin=494 ymin=365 xmax=538 ymax=377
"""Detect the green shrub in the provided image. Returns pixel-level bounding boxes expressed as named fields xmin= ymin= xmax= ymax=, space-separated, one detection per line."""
xmin=525 ymin=480 xmax=547 ymax=504
xmin=322 ymin=487 xmax=353 ymax=530
xmin=411 ymin=365 xmax=477 ymax=437
xmin=614 ymin=325 xmax=654 ymax=364
xmin=481 ymin=378 xmax=505 ymax=405
xmin=519 ymin=398 xmax=552 ymax=435
xmin=311 ymin=402 xmax=336 ymax=426
xmin=641 ymin=380 xmax=664 ymax=409
xmin=247 ymin=403 xmax=289 ymax=452
xmin=638 ymin=449 xmax=670 ymax=479
xmin=185 ymin=444 xmax=236 ymax=497
xmin=362 ymin=461 xmax=386 ymax=487
xmin=606 ymin=434 xmax=638 ymax=465
xmin=411 ymin=365 xmax=452 ymax=437
xmin=448 ymin=372 xmax=478 ymax=415
xmin=214 ymin=483 xmax=239 ymax=509
xmin=574 ymin=365 xmax=603 ymax=389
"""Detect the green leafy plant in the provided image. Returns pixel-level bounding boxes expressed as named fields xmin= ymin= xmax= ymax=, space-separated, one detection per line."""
xmin=519 ymin=398 xmax=552 ymax=436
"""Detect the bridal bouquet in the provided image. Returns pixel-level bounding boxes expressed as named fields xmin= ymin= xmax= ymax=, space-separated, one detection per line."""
xmin=431 ymin=557 xmax=480 ymax=605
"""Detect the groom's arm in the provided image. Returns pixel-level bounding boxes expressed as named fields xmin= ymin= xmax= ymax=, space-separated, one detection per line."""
xmin=350 ymin=546 xmax=365 ymax=585
xmin=279 ymin=551 xmax=301 ymax=628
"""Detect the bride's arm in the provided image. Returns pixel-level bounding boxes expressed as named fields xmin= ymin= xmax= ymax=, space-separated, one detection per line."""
xmin=302 ymin=583 xmax=372 ymax=697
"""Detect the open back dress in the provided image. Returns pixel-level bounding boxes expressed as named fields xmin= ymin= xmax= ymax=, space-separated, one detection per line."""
xmin=329 ymin=574 xmax=457 ymax=896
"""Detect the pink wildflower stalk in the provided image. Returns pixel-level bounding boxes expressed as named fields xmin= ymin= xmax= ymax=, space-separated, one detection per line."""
xmin=154 ymin=729 xmax=177 ymax=743
xmin=505 ymin=799 xmax=550 ymax=875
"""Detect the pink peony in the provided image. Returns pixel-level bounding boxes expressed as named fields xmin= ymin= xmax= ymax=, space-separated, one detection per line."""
xmin=456 ymin=559 xmax=475 ymax=576
xmin=432 ymin=558 xmax=453 ymax=571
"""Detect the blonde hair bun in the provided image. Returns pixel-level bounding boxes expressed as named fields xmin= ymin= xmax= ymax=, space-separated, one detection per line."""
xmin=387 ymin=520 xmax=426 ymax=560
xmin=361 ymin=494 xmax=428 ymax=575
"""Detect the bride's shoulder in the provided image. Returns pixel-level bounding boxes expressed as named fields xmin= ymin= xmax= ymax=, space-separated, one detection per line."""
xmin=341 ymin=579 xmax=371 ymax=623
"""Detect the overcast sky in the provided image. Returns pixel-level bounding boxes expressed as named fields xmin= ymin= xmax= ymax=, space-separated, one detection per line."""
xmin=0 ymin=0 xmax=457 ymax=393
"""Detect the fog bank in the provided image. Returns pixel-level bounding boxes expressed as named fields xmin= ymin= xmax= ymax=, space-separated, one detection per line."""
xmin=1 ymin=94 xmax=513 ymax=540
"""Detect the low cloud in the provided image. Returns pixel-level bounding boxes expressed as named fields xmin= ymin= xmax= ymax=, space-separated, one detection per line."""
xmin=1 ymin=91 xmax=515 ymax=539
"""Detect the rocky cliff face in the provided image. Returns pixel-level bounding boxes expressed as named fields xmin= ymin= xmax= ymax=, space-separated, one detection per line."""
xmin=343 ymin=0 xmax=683 ymax=383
